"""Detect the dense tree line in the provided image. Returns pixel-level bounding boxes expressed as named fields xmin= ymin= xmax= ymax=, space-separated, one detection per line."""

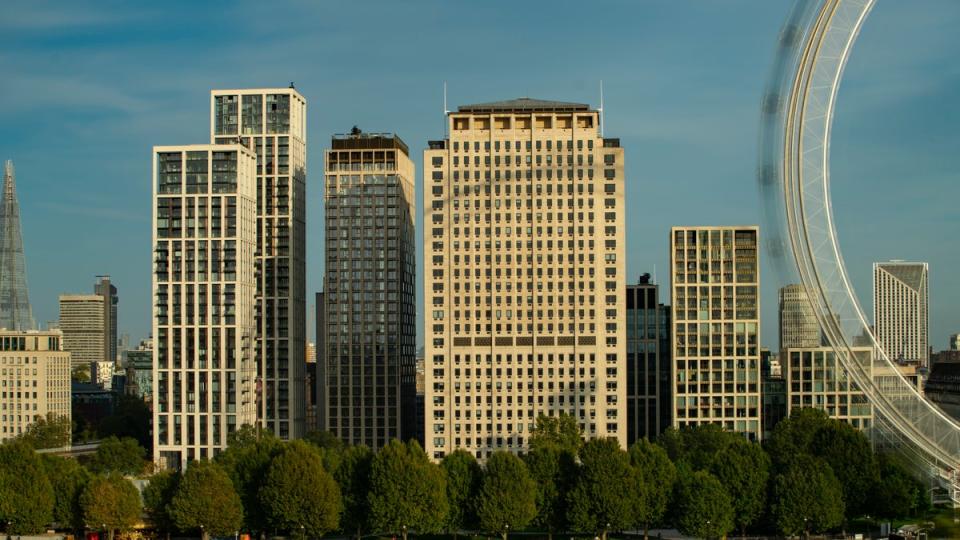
xmin=0 ymin=408 xmax=932 ymax=538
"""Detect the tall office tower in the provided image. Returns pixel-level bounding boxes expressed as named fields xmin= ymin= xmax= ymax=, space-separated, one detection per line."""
xmin=779 ymin=284 xmax=820 ymax=349
xmin=0 ymin=329 xmax=71 ymax=442
xmin=152 ymin=144 xmax=258 ymax=469
xmin=424 ymin=98 xmax=626 ymax=460
xmin=873 ymin=261 xmax=929 ymax=366
xmin=783 ymin=346 xmax=872 ymax=430
xmin=319 ymin=132 xmax=416 ymax=449
xmin=670 ymin=226 xmax=762 ymax=440
xmin=211 ymin=89 xmax=307 ymax=439
xmin=59 ymin=294 xmax=105 ymax=368
xmin=625 ymin=275 xmax=671 ymax=443
xmin=94 ymin=276 xmax=118 ymax=363
xmin=0 ymin=160 xmax=34 ymax=331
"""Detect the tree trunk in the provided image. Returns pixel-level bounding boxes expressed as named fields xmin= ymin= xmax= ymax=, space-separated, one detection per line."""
xmin=643 ymin=524 xmax=649 ymax=540
xmin=107 ymin=529 xmax=115 ymax=540
xmin=401 ymin=531 xmax=408 ymax=540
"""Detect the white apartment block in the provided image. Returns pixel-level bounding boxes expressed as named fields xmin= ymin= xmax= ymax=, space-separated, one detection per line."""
xmin=424 ymin=98 xmax=626 ymax=460
xmin=0 ymin=330 xmax=71 ymax=442
xmin=670 ymin=226 xmax=762 ymax=440
xmin=784 ymin=346 xmax=872 ymax=430
xmin=152 ymin=144 xmax=258 ymax=469
xmin=211 ymin=88 xmax=307 ymax=439
xmin=873 ymin=261 xmax=929 ymax=367
xmin=59 ymin=294 xmax=105 ymax=368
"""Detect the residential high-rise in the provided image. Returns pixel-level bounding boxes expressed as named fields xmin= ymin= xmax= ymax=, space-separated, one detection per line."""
xmin=211 ymin=88 xmax=307 ymax=440
xmin=152 ymin=144 xmax=258 ymax=469
xmin=424 ymin=98 xmax=626 ymax=459
xmin=783 ymin=346 xmax=872 ymax=430
xmin=94 ymin=276 xmax=119 ymax=363
xmin=873 ymin=261 xmax=929 ymax=366
xmin=625 ymin=275 xmax=671 ymax=443
xmin=59 ymin=294 xmax=105 ymax=369
xmin=779 ymin=284 xmax=820 ymax=349
xmin=0 ymin=329 xmax=71 ymax=442
xmin=319 ymin=131 xmax=416 ymax=449
xmin=670 ymin=226 xmax=762 ymax=440
xmin=0 ymin=160 xmax=34 ymax=331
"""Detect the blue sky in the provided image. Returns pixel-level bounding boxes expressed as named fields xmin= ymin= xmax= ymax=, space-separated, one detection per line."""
xmin=1 ymin=0 xmax=957 ymax=351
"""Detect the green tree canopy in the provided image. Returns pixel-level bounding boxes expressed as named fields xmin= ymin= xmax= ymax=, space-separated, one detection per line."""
xmin=657 ymin=424 xmax=740 ymax=471
xmin=771 ymin=455 xmax=845 ymax=536
xmin=475 ymin=451 xmax=537 ymax=538
xmin=333 ymin=445 xmax=374 ymax=538
xmin=567 ymin=438 xmax=636 ymax=537
xmin=710 ymin=439 xmax=770 ymax=535
xmin=87 ymin=436 xmax=146 ymax=475
xmin=259 ymin=440 xmax=341 ymax=537
xmin=812 ymin=420 xmax=878 ymax=518
xmin=98 ymin=395 xmax=152 ymax=450
xmin=367 ymin=440 xmax=448 ymax=539
xmin=215 ymin=426 xmax=282 ymax=532
xmin=441 ymin=449 xmax=482 ymax=532
xmin=529 ymin=413 xmax=583 ymax=454
xmin=168 ymin=461 xmax=244 ymax=539
xmin=674 ymin=470 xmax=735 ymax=539
xmin=874 ymin=453 xmax=930 ymax=519
xmin=40 ymin=454 xmax=91 ymax=530
xmin=18 ymin=413 xmax=72 ymax=449
xmin=523 ymin=444 xmax=577 ymax=537
xmin=765 ymin=408 xmax=832 ymax=469
xmin=79 ymin=474 xmax=142 ymax=540
xmin=143 ymin=469 xmax=180 ymax=534
xmin=0 ymin=440 xmax=54 ymax=534
xmin=628 ymin=439 xmax=676 ymax=539
xmin=304 ymin=430 xmax=345 ymax=452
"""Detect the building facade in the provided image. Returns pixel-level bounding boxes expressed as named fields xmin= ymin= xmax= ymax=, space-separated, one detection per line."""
xmin=59 ymin=294 xmax=105 ymax=369
xmin=211 ymin=88 xmax=307 ymax=440
xmin=319 ymin=132 xmax=416 ymax=449
xmin=152 ymin=144 xmax=258 ymax=469
xmin=94 ymin=276 xmax=118 ymax=363
xmin=670 ymin=226 xmax=762 ymax=440
xmin=873 ymin=261 xmax=929 ymax=367
xmin=125 ymin=340 xmax=153 ymax=403
xmin=0 ymin=329 xmax=71 ymax=442
xmin=424 ymin=98 xmax=626 ymax=460
xmin=779 ymin=284 xmax=820 ymax=349
xmin=784 ymin=346 xmax=872 ymax=430
xmin=625 ymin=276 xmax=671 ymax=443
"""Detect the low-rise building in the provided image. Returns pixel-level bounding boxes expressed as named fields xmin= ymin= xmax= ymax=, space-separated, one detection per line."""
xmin=0 ymin=329 xmax=72 ymax=442
xmin=784 ymin=346 xmax=872 ymax=430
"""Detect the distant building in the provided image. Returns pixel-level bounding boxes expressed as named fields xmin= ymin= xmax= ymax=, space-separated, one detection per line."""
xmin=59 ymin=294 xmax=106 ymax=369
xmin=0 ymin=329 xmax=71 ymax=442
xmin=951 ymin=334 xmax=960 ymax=351
xmin=761 ymin=348 xmax=786 ymax=439
xmin=925 ymin=359 xmax=960 ymax=421
xmin=626 ymin=275 xmax=671 ymax=443
xmin=784 ymin=346 xmax=872 ymax=430
xmin=413 ymin=348 xmax=425 ymax=447
xmin=0 ymin=160 xmax=35 ymax=332
xmin=92 ymin=361 xmax=114 ymax=389
xmin=873 ymin=261 xmax=929 ymax=366
xmin=779 ymin=284 xmax=820 ymax=349
xmin=94 ymin=276 xmax=118 ymax=365
xmin=124 ymin=339 xmax=152 ymax=403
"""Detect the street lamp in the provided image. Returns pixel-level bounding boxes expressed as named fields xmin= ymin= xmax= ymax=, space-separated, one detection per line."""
xmin=401 ymin=524 xmax=407 ymax=540
xmin=504 ymin=523 xmax=510 ymax=540
xmin=200 ymin=524 xmax=205 ymax=540
xmin=300 ymin=525 xmax=305 ymax=540
xmin=705 ymin=520 xmax=711 ymax=540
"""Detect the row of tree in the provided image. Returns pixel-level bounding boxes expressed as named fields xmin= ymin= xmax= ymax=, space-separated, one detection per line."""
xmin=0 ymin=408 xmax=931 ymax=539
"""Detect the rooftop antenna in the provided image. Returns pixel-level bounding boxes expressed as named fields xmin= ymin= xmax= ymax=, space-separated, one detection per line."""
xmin=598 ymin=80 xmax=605 ymax=137
xmin=653 ymin=264 xmax=657 ymax=285
xmin=443 ymin=81 xmax=450 ymax=137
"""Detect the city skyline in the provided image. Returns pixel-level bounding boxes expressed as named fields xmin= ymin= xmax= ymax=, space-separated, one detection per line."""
xmin=1 ymin=1 xmax=959 ymax=351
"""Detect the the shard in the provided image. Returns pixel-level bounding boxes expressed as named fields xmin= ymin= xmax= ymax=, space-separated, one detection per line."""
xmin=0 ymin=160 xmax=34 ymax=330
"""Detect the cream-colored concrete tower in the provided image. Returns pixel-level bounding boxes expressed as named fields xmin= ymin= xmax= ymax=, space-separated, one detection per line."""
xmin=670 ymin=226 xmax=762 ymax=440
xmin=59 ymin=294 xmax=105 ymax=368
xmin=152 ymin=144 xmax=258 ymax=469
xmin=0 ymin=329 xmax=71 ymax=442
xmin=873 ymin=261 xmax=929 ymax=367
xmin=779 ymin=284 xmax=820 ymax=349
xmin=211 ymin=89 xmax=307 ymax=439
xmin=424 ymin=98 xmax=626 ymax=460
xmin=784 ymin=346 xmax=872 ymax=430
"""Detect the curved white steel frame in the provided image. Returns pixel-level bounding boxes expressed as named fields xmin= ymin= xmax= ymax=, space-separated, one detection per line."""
xmin=759 ymin=0 xmax=960 ymax=503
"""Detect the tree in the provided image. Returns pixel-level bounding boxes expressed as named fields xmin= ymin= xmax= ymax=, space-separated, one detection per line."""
xmin=99 ymin=395 xmax=152 ymax=451
xmin=874 ymin=453 xmax=930 ymax=519
xmin=334 ymin=445 xmax=374 ymax=538
xmin=143 ymin=470 xmax=179 ymax=535
xmin=168 ymin=461 xmax=244 ymax=540
xmin=771 ymin=455 xmax=845 ymax=536
xmin=476 ymin=452 xmax=537 ymax=540
xmin=658 ymin=424 xmax=739 ymax=472
xmin=260 ymin=441 xmax=341 ymax=537
xmin=441 ymin=449 xmax=482 ymax=534
xmin=304 ymin=430 xmax=345 ymax=452
xmin=73 ymin=363 xmax=91 ymax=383
xmin=629 ymin=439 xmax=676 ymax=539
xmin=215 ymin=426 xmax=282 ymax=533
xmin=710 ymin=439 xmax=770 ymax=535
xmin=765 ymin=408 xmax=832 ymax=470
xmin=79 ymin=474 xmax=142 ymax=540
xmin=0 ymin=440 xmax=54 ymax=534
xmin=567 ymin=438 xmax=636 ymax=539
xmin=367 ymin=440 xmax=448 ymax=540
xmin=674 ymin=470 xmax=735 ymax=539
xmin=87 ymin=436 xmax=146 ymax=475
xmin=813 ymin=420 xmax=878 ymax=518
xmin=18 ymin=413 xmax=72 ymax=449
xmin=40 ymin=454 xmax=91 ymax=530
xmin=523 ymin=445 xmax=576 ymax=539
xmin=529 ymin=413 xmax=583 ymax=454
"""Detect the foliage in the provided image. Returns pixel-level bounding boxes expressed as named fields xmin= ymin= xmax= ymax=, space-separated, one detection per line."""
xmin=79 ymin=474 xmax=142 ymax=540
xmin=215 ymin=426 xmax=282 ymax=532
xmin=629 ymin=439 xmax=676 ymax=536
xmin=334 ymin=445 xmax=374 ymax=537
xmin=529 ymin=413 xmax=583 ymax=454
xmin=304 ymin=430 xmax=345 ymax=452
xmin=566 ymin=438 xmax=636 ymax=534
xmin=710 ymin=438 xmax=770 ymax=534
xmin=441 ymin=449 xmax=482 ymax=532
xmin=40 ymin=454 xmax=91 ymax=530
xmin=87 ymin=436 xmax=146 ymax=475
xmin=771 ymin=455 xmax=845 ymax=536
xmin=874 ymin=453 xmax=931 ymax=519
xmin=523 ymin=444 xmax=576 ymax=535
xmin=475 ymin=451 xmax=537 ymax=535
xmin=0 ymin=440 xmax=55 ymax=534
xmin=18 ymin=413 xmax=72 ymax=449
xmin=259 ymin=440 xmax=341 ymax=537
xmin=143 ymin=470 xmax=179 ymax=533
xmin=657 ymin=424 xmax=740 ymax=471
xmin=168 ymin=460 xmax=244 ymax=537
xmin=765 ymin=408 xmax=832 ymax=469
xmin=812 ymin=420 xmax=878 ymax=518
xmin=674 ymin=470 xmax=735 ymax=539
xmin=98 ymin=395 xmax=152 ymax=451
xmin=367 ymin=439 xmax=448 ymax=535
xmin=72 ymin=363 xmax=91 ymax=383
